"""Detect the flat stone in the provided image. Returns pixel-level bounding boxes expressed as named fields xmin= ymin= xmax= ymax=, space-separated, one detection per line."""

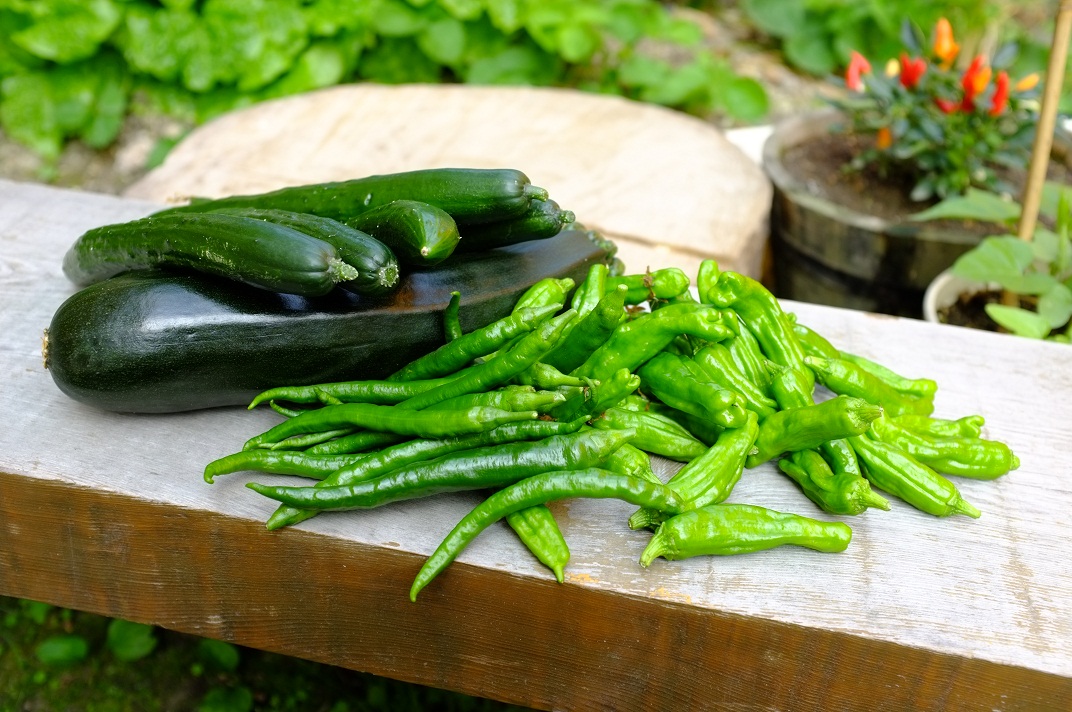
xmin=124 ymin=84 xmax=772 ymax=278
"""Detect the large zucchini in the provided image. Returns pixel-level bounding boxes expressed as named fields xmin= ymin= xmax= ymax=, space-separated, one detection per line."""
xmin=45 ymin=231 xmax=611 ymax=413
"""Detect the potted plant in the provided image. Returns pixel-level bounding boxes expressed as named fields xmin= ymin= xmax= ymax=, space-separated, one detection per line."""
xmin=921 ymin=186 xmax=1072 ymax=343
xmin=763 ymin=17 xmax=1055 ymax=317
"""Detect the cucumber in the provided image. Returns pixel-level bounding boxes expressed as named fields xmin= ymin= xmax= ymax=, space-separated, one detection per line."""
xmin=455 ymin=198 xmax=576 ymax=252
xmin=62 ymin=212 xmax=357 ymax=297
xmin=153 ymin=168 xmax=548 ymax=226
xmin=45 ymin=230 xmax=611 ymax=413
xmin=206 ymin=208 xmax=400 ymax=295
xmin=344 ymin=200 xmax=460 ymax=266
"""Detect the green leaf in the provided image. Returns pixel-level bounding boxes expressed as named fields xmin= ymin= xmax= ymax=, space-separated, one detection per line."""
xmin=359 ymin=37 xmax=441 ymax=83
xmin=11 ymin=0 xmax=121 ymax=64
xmin=83 ymin=55 xmax=129 ymax=148
xmin=197 ymin=638 xmax=241 ymax=672
xmin=617 ymin=55 xmax=669 ymax=89
xmin=417 ymin=17 xmax=465 ymax=65
xmin=263 ymin=41 xmax=348 ymax=98
xmin=638 ymin=60 xmax=708 ymax=107
xmin=741 ymin=0 xmax=805 ymax=38
xmin=107 ymin=619 xmax=158 ymax=662
xmin=556 ymin=23 xmax=598 ymax=64
xmin=910 ymin=188 xmax=1021 ymax=225
xmin=985 ymin=304 xmax=1052 ymax=339
xmin=659 ymin=17 xmax=703 ymax=46
xmin=720 ymin=76 xmax=769 ymax=122
xmin=0 ymin=73 xmax=62 ymax=161
xmin=438 ymin=0 xmax=482 ymax=21
xmin=465 ymin=44 xmax=559 ymax=85
xmin=35 ymin=635 xmax=89 ymax=667
xmin=951 ymin=235 xmax=1034 ymax=283
xmin=783 ymin=27 xmax=836 ymax=76
xmin=485 ymin=0 xmax=522 ymax=34
xmin=1038 ymin=283 xmax=1072 ymax=329
xmin=20 ymin=600 xmax=53 ymax=625
xmin=373 ymin=0 xmax=428 ymax=36
xmin=198 ymin=686 xmax=254 ymax=712
xmin=1001 ymin=272 xmax=1058 ymax=296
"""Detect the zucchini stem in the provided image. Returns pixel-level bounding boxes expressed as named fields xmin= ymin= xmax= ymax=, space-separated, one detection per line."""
xmin=328 ymin=259 xmax=361 ymax=284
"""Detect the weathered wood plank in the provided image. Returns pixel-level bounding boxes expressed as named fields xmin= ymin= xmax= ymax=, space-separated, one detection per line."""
xmin=1 ymin=180 xmax=1070 ymax=710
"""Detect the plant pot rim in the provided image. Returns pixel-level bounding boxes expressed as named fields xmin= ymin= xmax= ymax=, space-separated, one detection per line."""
xmin=922 ymin=269 xmax=996 ymax=324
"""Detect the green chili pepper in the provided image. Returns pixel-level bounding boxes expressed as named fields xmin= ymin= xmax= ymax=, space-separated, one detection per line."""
xmin=387 ymin=304 xmax=557 ymax=382
xmin=551 ymin=368 xmax=639 ymax=423
xmin=264 ymin=428 xmax=357 ymax=451
xmin=628 ymin=410 xmax=759 ymax=531
xmin=444 ymin=291 xmax=463 ymax=342
xmin=268 ymin=401 xmax=302 ymax=417
xmin=572 ymin=303 xmax=736 ymax=383
xmin=245 ymin=404 xmax=538 ymax=450
xmin=541 ymin=285 xmax=628 ymax=375
xmin=410 ymin=468 xmax=686 ymax=601
xmin=249 ymin=428 xmax=636 ymax=513
xmin=707 ymin=272 xmax=812 ymax=388
xmin=513 ymin=277 xmax=574 ymax=312
xmin=746 ymin=395 xmax=883 ymax=468
xmin=427 ymin=386 xmax=563 ymax=413
xmin=204 ymin=450 xmax=368 ymax=484
xmin=249 ymin=375 xmax=461 ymax=409
xmin=777 ymin=449 xmax=890 ymax=515
xmin=696 ymin=259 xmax=720 ymax=305
xmin=602 ymin=442 xmax=660 ymax=484
xmin=838 ymin=350 xmax=938 ymax=400
xmin=693 ymin=344 xmax=778 ymax=420
xmin=805 ymin=356 xmax=933 ymax=417
xmin=790 ymin=321 xmax=839 ymax=360
xmin=267 ymin=418 xmax=587 ymax=530
xmin=304 ymin=431 xmax=407 ymax=456
xmin=398 ymin=310 xmax=577 ymax=411
xmin=819 ymin=438 xmax=862 ymax=478
xmin=724 ymin=318 xmax=773 ymax=393
xmin=513 ymin=362 xmax=589 ymax=390
xmin=648 ymin=403 xmax=723 ymax=447
xmin=867 ymin=416 xmax=1019 ymax=479
xmin=590 ymin=407 xmax=708 ymax=462
xmin=849 ymin=436 xmax=981 ymax=518
xmin=892 ymin=414 xmax=984 ymax=439
xmin=638 ymin=352 xmax=749 ymax=429
xmin=570 ymin=263 xmax=608 ymax=316
xmin=606 ymin=268 xmax=690 ymax=304
xmin=766 ymin=361 xmax=815 ymax=410
xmin=639 ymin=503 xmax=853 ymax=567
xmin=506 ymin=504 xmax=570 ymax=583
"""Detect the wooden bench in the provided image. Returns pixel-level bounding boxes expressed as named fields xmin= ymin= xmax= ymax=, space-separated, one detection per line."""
xmin=2 ymin=179 xmax=1070 ymax=711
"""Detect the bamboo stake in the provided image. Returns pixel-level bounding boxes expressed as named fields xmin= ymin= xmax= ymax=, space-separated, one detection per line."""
xmin=1016 ymin=1 xmax=1072 ymax=243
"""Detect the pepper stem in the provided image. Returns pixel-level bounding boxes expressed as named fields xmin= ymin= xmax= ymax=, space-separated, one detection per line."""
xmin=639 ymin=530 xmax=669 ymax=568
xmin=863 ymin=488 xmax=892 ymax=511
xmin=953 ymin=497 xmax=982 ymax=519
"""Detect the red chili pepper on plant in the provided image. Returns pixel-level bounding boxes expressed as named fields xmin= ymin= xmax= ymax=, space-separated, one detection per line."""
xmin=961 ymin=56 xmax=991 ymax=111
xmin=899 ymin=53 xmax=926 ymax=89
xmin=845 ymin=51 xmax=871 ymax=92
xmin=990 ymin=71 xmax=1010 ymax=116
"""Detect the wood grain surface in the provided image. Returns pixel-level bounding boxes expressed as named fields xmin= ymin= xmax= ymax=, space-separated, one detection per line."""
xmin=2 ymin=180 xmax=1070 ymax=711
xmin=121 ymin=84 xmax=772 ymax=280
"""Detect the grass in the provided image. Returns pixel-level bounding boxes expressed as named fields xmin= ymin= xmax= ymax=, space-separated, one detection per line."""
xmin=0 ymin=597 xmax=533 ymax=712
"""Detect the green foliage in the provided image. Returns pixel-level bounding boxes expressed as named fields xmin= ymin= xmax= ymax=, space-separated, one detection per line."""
xmin=35 ymin=634 xmax=89 ymax=666
xmin=925 ymin=185 xmax=1072 ymax=342
xmin=0 ymin=0 xmax=768 ymax=166
xmin=106 ymin=618 xmax=158 ymax=662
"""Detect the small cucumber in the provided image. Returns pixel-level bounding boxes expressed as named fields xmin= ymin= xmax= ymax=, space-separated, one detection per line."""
xmin=153 ymin=168 xmax=548 ymax=226
xmin=62 ymin=212 xmax=357 ymax=297
xmin=345 ymin=200 xmax=460 ymax=266
xmin=207 ymin=208 xmax=400 ymax=295
xmin=455 ymin=198 xmax=576 ymax=252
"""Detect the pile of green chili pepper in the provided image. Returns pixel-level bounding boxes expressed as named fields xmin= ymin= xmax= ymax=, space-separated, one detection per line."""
xmin=206 ymin=260 xmax=1018 ymax=601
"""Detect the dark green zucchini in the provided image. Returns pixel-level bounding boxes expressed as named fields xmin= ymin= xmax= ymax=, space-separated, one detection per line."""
xmin=153 ymin=168 xmax=548 ymax=226
xmin=62 ymin=212 xmax=358 ymax=296
xmin=455 ymin=198 xmax=576 ymax=252
xmin=45 ymin=231 xmax=611 ymax=413
xmin=344 ymin=200 xmax=460 ymax=266
xmin=206 ymin=208 xmax=400 ymax=295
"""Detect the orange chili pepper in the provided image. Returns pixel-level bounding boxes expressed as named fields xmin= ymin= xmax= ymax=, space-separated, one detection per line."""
xmin=1015 ymin=73 xmax=1040 ymax=92
xmin=876 ymin=126 xmax=893 ymax=150
xmin=933 ymin=18 xmax=960 ymax=66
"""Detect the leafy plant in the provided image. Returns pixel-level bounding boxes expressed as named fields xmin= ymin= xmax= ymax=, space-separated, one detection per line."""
xmin=918 ymin=184 xmax=1072 ymax=342
xmin=0 ymin=0 xmax=768 ymax=171
xmin=828 ymin=18 xmax=1042 ymax=202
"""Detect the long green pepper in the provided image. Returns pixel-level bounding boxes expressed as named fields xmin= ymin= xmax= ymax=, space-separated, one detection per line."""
xmin=410 ymin=468 xmax=686 ymax=601
xmin=777 ymin=449 xmax=890 ymax=515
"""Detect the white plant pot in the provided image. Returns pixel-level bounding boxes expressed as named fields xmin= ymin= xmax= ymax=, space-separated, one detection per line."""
xmin=922 ymin=269 xmax=995 ymax=324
